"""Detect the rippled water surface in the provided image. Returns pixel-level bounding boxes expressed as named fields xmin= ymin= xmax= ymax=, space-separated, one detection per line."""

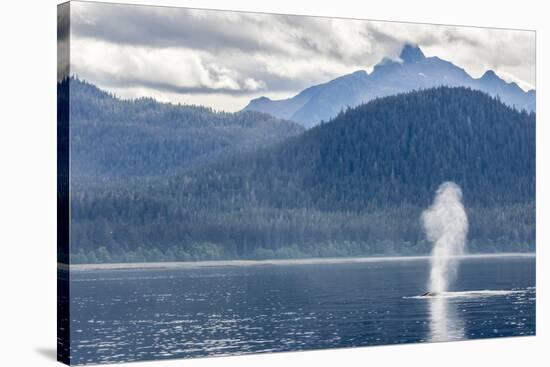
xmin=68 ymin=255 xmax=535 ymax=365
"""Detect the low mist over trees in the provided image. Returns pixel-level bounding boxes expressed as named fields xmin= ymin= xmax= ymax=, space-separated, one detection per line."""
xmin=66 ymin=82 xmax=535 ymax=263
xmin=63 ymin=77 xmax=303 ymax=179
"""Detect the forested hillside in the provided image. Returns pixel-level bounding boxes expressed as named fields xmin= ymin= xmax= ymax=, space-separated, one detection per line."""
xmin=69 ymin=87 xmax=535 ymax=263
xmin=62 ymin=77 xmax=304 ymax=179
xmin=218 ymin=87 xmax=534 ymax=209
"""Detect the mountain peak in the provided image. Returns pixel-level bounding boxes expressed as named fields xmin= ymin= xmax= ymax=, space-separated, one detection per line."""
xmin=243 ymin=47 xmax=534 ymax=127
xmin=250 ymin=96 xmax=271 ymax=103
xmin=399 ymin=44 xmax=425 ymax=63
xmin=351 ymin=70 xmax=368 ymax=77
xmin=481 ymin=70 xmax=499 ymax=80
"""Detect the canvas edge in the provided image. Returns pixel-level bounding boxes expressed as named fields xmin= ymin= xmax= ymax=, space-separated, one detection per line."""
xmin=57 ymin=1 xmax=71 ymax=365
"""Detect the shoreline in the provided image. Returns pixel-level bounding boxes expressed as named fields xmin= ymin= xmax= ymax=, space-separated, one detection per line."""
xmin=62 ymin=252 xmax=535 ymax=272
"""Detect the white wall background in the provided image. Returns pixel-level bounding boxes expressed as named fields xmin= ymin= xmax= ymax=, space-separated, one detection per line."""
xmin=0 ymin=0 xmax=546 ymax=366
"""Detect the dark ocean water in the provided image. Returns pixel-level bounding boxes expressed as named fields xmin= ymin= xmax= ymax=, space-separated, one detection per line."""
xmin=67 ymin=255 xmax=535 ymax=365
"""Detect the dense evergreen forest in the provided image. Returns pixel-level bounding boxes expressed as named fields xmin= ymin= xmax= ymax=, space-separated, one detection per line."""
xmin=66 ymin=82 xmax=535 ymax=263
xmin=63 ymin=77 xmax=303 ymax=180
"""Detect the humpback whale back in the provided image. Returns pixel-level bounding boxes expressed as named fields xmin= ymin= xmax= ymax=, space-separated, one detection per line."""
xmin=421 ymin=291 xmax=439 ymax=297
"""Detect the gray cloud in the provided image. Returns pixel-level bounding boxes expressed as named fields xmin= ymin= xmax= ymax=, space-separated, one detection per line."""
xmin=71 ymin=3 xmax=289 ymax=56
xmin=57 ymin=4 xmax=70 ymax=42
xmin=76 ymin=68 xmax=268 ymax=96
xmin=68 ymin=1 xmax=535 ymax=111
xmin=57 ymin=2 xmax=71 ymax=81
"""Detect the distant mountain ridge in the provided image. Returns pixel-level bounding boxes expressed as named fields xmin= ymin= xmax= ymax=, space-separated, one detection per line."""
xmin=61 ymin=77 xmax=304 ymax=180
xmin=243 ymin=44 xmax=536 ymax=127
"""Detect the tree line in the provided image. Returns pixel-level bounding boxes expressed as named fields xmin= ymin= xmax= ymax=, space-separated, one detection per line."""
xmin=65 ymin=84 xmax=535 ymax=263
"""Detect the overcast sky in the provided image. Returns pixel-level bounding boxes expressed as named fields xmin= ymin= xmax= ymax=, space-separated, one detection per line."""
xmin=62 ymin=1 xmax=536 ymax=112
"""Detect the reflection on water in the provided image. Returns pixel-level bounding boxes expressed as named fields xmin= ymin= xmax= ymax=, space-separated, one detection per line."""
xmin=67 ymin=257 xmax=535 ymax=364
xmin=429 ymin=296 xmax=464 ymax=342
